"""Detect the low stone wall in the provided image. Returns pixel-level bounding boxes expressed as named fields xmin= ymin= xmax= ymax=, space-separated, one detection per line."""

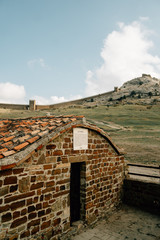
xmin=0 ymin=91 xmax=114 ymax=111
xmin=123 ymin=179 xmax=160 ymax=214
xmin=0 ymin=103 xmax=29 ymax=110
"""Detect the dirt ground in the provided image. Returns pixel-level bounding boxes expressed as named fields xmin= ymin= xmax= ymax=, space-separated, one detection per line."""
xmin=70 ymin=205 xmax=160 ymax=240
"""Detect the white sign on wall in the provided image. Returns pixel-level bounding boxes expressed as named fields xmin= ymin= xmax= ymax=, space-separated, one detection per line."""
xmin=73 ymin=128 xmax=88 ymax=150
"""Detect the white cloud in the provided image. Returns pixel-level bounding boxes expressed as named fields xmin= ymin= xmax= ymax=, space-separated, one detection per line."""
xmin=0 ymin=82 xmax=26 ymax=103
xmin=27 ymin=58 xmax=50 ymax=70
xmin=85 ymin=19 xmax=160 ymax=96
xmin=33 ymin=94 xmax=82 ymax=105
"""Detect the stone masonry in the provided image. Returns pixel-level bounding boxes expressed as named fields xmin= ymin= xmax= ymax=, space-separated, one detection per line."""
xmin=0 ymin=116 xmax=125 ymax=240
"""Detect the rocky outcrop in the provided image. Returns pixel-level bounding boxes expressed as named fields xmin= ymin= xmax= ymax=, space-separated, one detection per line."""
xmin=102 ymin=74 xmax=160 ymax=105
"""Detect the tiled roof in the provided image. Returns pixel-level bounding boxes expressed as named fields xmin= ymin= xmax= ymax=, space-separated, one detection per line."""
xmin=0 ymin=115 xmax=124 ymax=169
xmin=0 ymin=115 xmax=84 ymax=160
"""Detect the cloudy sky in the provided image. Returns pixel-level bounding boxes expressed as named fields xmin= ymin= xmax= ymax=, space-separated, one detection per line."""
xmin=1 ymin=0 xmax=160 ymax=104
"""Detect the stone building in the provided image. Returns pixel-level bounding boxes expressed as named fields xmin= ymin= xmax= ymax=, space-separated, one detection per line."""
xmin=0 ymin=115 xmax=125 ymax=240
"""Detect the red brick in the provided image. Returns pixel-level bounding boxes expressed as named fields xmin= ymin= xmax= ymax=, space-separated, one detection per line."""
xmin=11 ymin=216 xmax=27 ymax=228
xmin=53 ymin=169 xmax=61 ymax=174
xmin=27 ymin=198 xmax=32 ymax=206
xmin=36 ymin=203 xmax=42 ymax=210
xmin=21 ymin=208 xmax=27 ymax=216
xmin=41 ymin=220 xmax=51 ymax=230
xmin=33 ymin=196 xmax=38 ymax=203
xmin=53 ymin=218 xmax=61 ymax=226
xmin=13 ymin=168 xmax=24 ymax=174
xmin=65 ymin=149 xmax=71 ymax=155
xmin=0 ymin=205 xmax=9 ymax=213
xmin=10 ymin=200 xmax=25 ymax=210
xmin=46 ymin=207 xmax=52 ymax=215
xmin=46 ymin=180 xmax=55 ymax=187
xmin=20 ymin=230 xmax=30 ymax=238
xmin=28 ymin=205 xmax=36 ymax=213
xmin=45 ymin=194 xmax=52 ymax=201
xmin=31 ymin=226 xmax=39 ymax=235
xmin=38 ymin=210 xmax=45 ymax=217
xmin=43 ymin=164 xmax=52 ymax=170
xmin=61 ymin=157 xmax=68 ymax=163
xmin=5 ymin=191 xmax=35 ymax=203
xmin=2 ymin=212 xmax=12 ymax=222
xmin=28 ymin=212 xmax=37 ymax=220
xmin=46 ymin=144 xmax=56 ymax=149
xmin=62 ymin=168 xmax=68 ymax=173
xmin=30 ymin=182 xmax=44 ymax=190
xmin=57 ymin=179 xmax=70 ymax=185
xmin=27 ymin=219 xmax=40 ymax=228
xmin=42 ymin=186 xmax=55 ymax=194
xmin=13 ymin=211 xmax=20 ymax=219
xmin=53 ymin=190 xmax=69 ymax=198
xmin=63 ymin=143 xmax=68 ymax=148
xmin=4 ymin=176 xmax=17 ymax=185
xmin=52 ymin=150 xmax=63 ymax=156
xmin=43 ymin=202 xmax=49 ymax=208
xmin=64 ymin=138 xmax=71 ymax=143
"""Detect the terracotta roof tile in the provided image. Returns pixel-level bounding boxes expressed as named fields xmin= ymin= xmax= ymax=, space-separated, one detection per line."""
xmin=14 ymin=142 xmax=29 ymax=151
xmin=0 ymin=115 xmax=84 ymax=160
xmin=0 ymin=148 xmax=8 ymax=154
xmin=2 ymin=150 xmax=16 ymax=157
xmin=1 ymin=141 xmax=13 ymax=148
xmin=3 ymin=136 xmax=15 ymax=142
xmin=27 ymin=136 xmax=39 ymax=144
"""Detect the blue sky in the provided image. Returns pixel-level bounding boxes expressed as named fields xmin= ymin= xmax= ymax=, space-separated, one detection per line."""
xmin=1 ymin=0 xmax=160 ymax=104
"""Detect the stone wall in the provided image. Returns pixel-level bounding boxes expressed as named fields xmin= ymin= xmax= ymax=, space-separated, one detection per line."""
xmin=0 ymin=128 xmax=125 ymax=240
xmin=0 ymin=103 xmax=29 ymax=110
xmin=123 ymin=179 xmax=160 ymax=214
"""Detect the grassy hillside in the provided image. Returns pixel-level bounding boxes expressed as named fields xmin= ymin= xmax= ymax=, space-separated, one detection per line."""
xmin=0 ymin=104 xmax=160 ymax=165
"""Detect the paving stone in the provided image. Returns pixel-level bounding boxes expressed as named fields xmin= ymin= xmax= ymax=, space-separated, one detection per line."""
xmin=71 ymin=205 xmax=160 ymax=240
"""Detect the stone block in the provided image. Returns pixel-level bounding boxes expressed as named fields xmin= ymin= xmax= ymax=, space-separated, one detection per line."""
xmin=19 ymin=176 xmax=30 ymax=193
xmin=37 ymin=153 xmax=46 ymax=164
xmin=0 ymin=186 xmax=9 ymax=196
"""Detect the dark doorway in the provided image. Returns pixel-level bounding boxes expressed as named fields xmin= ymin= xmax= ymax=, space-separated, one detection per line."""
xmin=70 ymin=163 xmax=81 ymax=223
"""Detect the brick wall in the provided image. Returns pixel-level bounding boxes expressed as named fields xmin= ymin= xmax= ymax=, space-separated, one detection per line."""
xmin=123 ymin=179 xmax=160 ymax=214
xmin=0 ymin=128 xmax=125 ymax=240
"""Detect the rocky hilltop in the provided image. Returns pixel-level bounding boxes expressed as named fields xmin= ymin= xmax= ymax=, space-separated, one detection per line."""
xmin=81 ymin=74 xmax=160 ymax=107
xmin=120 ymin=74 xmax=159 ymax=97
